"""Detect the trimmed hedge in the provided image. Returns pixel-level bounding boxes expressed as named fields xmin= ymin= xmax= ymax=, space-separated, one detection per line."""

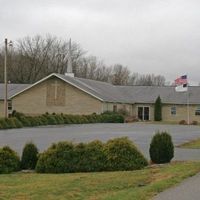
xmin=0 ymin=146 xmax=20 ymax=173
xmin=149 ymin=131 xmax=174 ymax=164
xmin=36 ymin=141 xmax=75 ymax=173
xmin=21 ymin=142 xmax=39 ymax=170
xmin=0 ymin=112 xmax=124 ymax=130
xmin=74 ymin=140 xmax=107 ymax=172
xmin=104 ymin=137 xmax=148 ymax=171
xmin=36 ymin=137 xmax=148 ymax=173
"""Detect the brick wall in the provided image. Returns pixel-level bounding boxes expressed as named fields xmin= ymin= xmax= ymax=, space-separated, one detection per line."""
xmin=12 ymin=77 xmax=103 ymax=116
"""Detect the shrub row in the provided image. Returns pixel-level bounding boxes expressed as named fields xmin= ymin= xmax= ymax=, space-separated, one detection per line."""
xmin=0 ymin=142 xmax=38 ymax=174
xmin=0 ymin=131 xmax=174 ymax=174
xmin=0 ymin=138 xmax=148 ymax=174
xmin=36 ymin=137 xmax=148 ymax=173
xmin=0 ymin=112 xmax=124 ymax=129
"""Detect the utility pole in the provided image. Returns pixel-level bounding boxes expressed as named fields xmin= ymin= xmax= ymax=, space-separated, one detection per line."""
xmin=4 ymin=38 xmax=8 ymax=118
xmin=4 ymin=39 xmax=12 ymax=118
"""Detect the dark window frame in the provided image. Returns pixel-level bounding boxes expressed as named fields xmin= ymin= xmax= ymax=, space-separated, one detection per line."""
xmin=195 ymin=107 xmax=200 ymax=116
xmin=171 ymin=106 xmax=176 ymax=115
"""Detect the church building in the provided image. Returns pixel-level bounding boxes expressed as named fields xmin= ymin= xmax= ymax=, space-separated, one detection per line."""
xmin=0 ymin=71 xmax=200 ymax=123
xmin=0 ymin=39 xmax=200 ymax=123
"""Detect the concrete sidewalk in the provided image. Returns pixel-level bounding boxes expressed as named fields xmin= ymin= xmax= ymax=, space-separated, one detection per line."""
xmin=154 ymin=173 xmax=200 ymax=200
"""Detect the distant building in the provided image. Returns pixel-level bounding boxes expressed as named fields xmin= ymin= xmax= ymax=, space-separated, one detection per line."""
xmin=0 ymin=73 xmax=200 ymax=123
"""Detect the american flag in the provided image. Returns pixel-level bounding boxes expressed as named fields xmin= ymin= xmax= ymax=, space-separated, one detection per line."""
xmin=175 ymin=75 xmax=187 ymax=85
xmin=174 ymin=75 xmax=188 ymax=92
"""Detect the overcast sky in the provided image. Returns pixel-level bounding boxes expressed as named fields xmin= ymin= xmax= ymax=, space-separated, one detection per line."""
xmin=1 ymin=0 xmax=200 ymax=84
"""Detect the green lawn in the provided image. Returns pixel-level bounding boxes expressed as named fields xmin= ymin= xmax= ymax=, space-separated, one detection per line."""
xmin=178 ymin=138 xmax=200 ymax=149
xmin=0 ymin=162 xmax=200 ymax=200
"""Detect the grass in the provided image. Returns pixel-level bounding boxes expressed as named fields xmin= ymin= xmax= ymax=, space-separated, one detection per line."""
xmin=0 ymin=162 xmax=200 ymax=200
xmin=178 ymin=138 xmax=200 ymax=149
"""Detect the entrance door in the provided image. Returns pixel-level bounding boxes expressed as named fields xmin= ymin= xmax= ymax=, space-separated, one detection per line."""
xmin=144 ymin=107 xmax=149 ymax=120
xmin=138 ymin=107 xmax=143 ymax=120
xmin=137 ymin=106 xmax=150 ymax=121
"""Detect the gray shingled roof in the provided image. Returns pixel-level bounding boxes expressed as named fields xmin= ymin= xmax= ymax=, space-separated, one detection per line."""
xmin=0 ymin=84 xmax=30 ymax=100
xmin=1 ymin=73 xmax=200 ymax=105
xmin=56 ymin=74 xmax=126 ymax=102
xmin=117 ymin=86 xmax=200 ymax=104
xmin=55 ymin=74 xmax=200 ymax=105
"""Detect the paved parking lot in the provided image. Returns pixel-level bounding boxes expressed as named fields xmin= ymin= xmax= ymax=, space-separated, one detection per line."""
xmin=0 ymin=123 xmax=200 ymax=160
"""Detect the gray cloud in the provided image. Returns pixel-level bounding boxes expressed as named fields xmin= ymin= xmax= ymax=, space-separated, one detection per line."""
xmin=1 ymin=0 xmax=200 ymax=84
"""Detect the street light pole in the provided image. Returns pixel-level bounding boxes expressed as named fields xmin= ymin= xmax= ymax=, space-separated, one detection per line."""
xmin=4 ymin=38 xmax=8 ymax=118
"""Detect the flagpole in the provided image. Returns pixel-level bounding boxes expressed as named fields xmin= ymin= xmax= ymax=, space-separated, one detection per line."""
xmin=187 ymin=77 xmax=190 ymax=125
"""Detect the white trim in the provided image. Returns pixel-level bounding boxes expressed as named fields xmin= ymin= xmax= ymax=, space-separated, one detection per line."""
xmin=10 ymin=73 xmax=104 ymax=102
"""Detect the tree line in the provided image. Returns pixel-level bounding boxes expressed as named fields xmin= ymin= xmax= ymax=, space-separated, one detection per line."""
xmin=0 ymin=35 xmax=166 ymax=86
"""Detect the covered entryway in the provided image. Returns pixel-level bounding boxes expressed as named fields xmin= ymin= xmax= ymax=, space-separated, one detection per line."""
xmin=137 ymin=106 xmax=150 ymax=121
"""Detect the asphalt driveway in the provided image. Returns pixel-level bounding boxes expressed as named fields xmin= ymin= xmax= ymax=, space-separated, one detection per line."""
xmin=0 ymin=123 xmax=200 ymax=160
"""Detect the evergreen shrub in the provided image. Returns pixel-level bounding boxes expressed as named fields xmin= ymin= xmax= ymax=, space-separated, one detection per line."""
xmin=39 ymin=116 xmax=48 ymax=125
xmin=0 ymin=146 xmax=20 ymax=173
xmin=36 ymin=141 xmax=75 ymax=173
xmin=21 ymin=142 xmax=39 ymax=169
xmin=45 ymin=115 xmax=57 ymax=125
xmin=74 ymin=140 xmax=106 ymax=172
xmin=36 ymin=137 xmax=147 ymax=173
xmin=12 ymin=118 xmax=23 ymax=128
xmin=5 ymin=118 xmax=17 ymax=128
xmin=0 ymin=118 xmax=9 ymax=129
xmin=0 ymin=112 xmax=124 ymax=130
xmin=19 ymin=116 xmax=32 ymax=127
xmin=54 ymin=114 xmax=65 ymax=124
xmin=149 ymin=131 xmax=174 ymax=164
xmin=154 ymin=96 xmax=162 ymax=121
xmin=104 ymin=137 xmax=148 ymax=171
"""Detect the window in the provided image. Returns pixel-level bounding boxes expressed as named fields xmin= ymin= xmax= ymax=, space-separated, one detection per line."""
xmin=195 ymin=107 xmax=200 ymax=116
xmin=113 ymin=105 xmax=117 ymax=112
xmin=171 ymin=106 xmax=176 ymax=115
xmin=8 ymin=100 xmax=12 ymax=111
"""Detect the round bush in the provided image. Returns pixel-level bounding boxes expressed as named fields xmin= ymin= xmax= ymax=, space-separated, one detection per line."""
xmin=21 ymin=142 xmax=39 ymax=169
xmin=46 ymin=115 xmax=57 ymax=125
xmin=19 ymin=116 xmax=32 ymax=127
xmin=54 ymin=115 xmax=64 ymax=124
xmin=39 ymin=116 xmax=48 ymax=125
xmin=104 ymin=137 xmax=148 ymax=171
xmin=36 ymin=141 xmax=75 ymax=173
xmin=74 ymin=140 xmax=106 ymax=172
xmin=0 ymin=146 xmax=20 ymax=173
xmin=149 ymin=131 xmax=174 ymax=164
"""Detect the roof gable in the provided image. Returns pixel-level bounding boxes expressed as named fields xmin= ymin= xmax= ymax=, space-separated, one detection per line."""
xmin=9 ymin=73 xmax=104 ymax=101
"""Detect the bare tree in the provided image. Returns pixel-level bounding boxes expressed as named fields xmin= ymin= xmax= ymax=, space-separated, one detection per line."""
xmin=132 ymin=74 xmax=166 ymax=86
xmin=0 ymin=34 xmax=166 ymax=86
xmin=111 ymin=64 xmax=130 ymax=85
xmin=0 ymin=35 xmax=85 ymax=83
